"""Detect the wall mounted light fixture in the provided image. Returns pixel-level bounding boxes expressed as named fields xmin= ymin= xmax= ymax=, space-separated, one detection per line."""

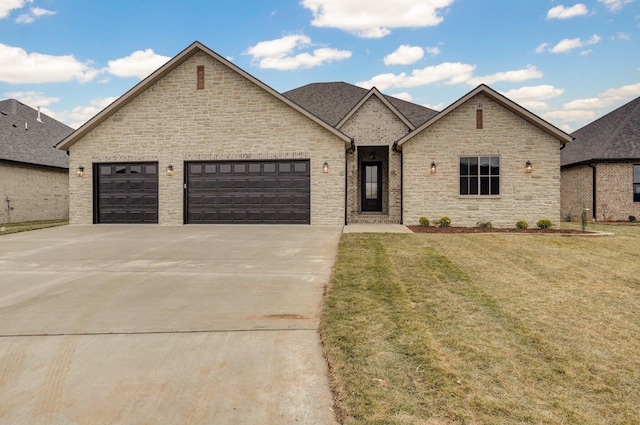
xmin=525 ymin=161 xmax=532 ymax=173
xmin=76 ymin=166 xmax=84 ymax=177
xmin=323 ymin=161 xmax=329 ymax=173
xmin=430 ymin=161 xmax=437 ymax=174
xmin=166 ymin=164 xmax=175 ymax=176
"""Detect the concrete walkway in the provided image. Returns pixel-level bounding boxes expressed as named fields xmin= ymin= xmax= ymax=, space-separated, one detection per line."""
xmin=0 ymin=225 xmax=342 ymax=424
xmin=342 ymin=223 xmax=413 ymax=233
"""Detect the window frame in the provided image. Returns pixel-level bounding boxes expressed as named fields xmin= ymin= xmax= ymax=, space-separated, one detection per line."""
xmin=459 ymin=155 xmax=501 ymax=197
xmin=633 ymin=164 xmax=640 ymax=203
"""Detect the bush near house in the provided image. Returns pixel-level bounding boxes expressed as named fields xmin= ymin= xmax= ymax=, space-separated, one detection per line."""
xmin=536 ymin=218 xmax=552 ymax=229
xmin=418 ymin=216 xmax=429 ymax=227
xmin=515 ymin=220 xmax=529 ymax=229
xmin=436 ymin=216 xmax=451 ymax=227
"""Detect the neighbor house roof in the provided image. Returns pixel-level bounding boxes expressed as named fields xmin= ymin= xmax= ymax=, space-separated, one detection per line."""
xmin=0 ymin=99 xmax=71 ymax=169
xmin=395 ymin=84 xmax=573 ymax=148
xmin=283 ymin=82 xmax=438 ymax=128
xmin=57 ymin=41 xmax=351 ymax=151
xmin=561 ymin=95 xmax=640 ymax=167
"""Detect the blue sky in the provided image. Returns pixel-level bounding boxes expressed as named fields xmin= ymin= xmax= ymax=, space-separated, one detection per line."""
xmin=0 ymin=0 xmax=638 ymax=132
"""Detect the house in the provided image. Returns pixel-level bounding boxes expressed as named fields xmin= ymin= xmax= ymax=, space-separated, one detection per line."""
xmin=0 ymin=99 xmax=72 ymax=223
xmin=57 ymin=41 xmax=572 ymax=227
xmin=561 ymin=95 xmax=640 ymax=221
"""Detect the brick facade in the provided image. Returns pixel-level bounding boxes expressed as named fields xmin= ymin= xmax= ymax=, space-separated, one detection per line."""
xmin=402 ymin=93 xmax=563 ymax=228
xmin=0 ymin=162 xmax=68 ymax=223
xmin=67 ymin=51 xmax=346 ymax=225
xmin=340 ymin=95 xmax=409 ymax=224
xmin=560 ymin=164 xmax=593 ymax=220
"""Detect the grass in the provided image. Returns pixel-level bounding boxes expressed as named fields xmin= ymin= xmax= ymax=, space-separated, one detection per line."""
xmin=0 ymin=219 xmax=68 ymax=235
xmin=321 ymin=224 xmax=640 ymax=424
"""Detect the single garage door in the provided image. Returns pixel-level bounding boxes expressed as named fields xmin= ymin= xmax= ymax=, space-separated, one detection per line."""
xmin=94 ymin=162 xmax=159 ymax=224
xmin=186 ymin=160 xmax=310 ymax=224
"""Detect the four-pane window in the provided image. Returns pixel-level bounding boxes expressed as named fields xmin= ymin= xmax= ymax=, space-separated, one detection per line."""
xmin=634 ymin=165 xmax=640 ymax=202
xmin=460 ymin=156 xmax=500 ymax=195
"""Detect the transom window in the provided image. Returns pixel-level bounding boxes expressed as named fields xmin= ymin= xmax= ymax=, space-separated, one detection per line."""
xmin=460 ymin=156 xmax=500 ymax=195
xmin=634 ymin=165 xmax=640 ymax=202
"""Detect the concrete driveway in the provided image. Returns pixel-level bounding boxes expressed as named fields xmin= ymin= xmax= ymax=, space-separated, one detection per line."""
xmin=0 ymin=225 xmax=342 ymax=424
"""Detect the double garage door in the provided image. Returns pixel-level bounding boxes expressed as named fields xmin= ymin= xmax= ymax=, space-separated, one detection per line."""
xmin=94 ymin=160 xmax=310 ymax=224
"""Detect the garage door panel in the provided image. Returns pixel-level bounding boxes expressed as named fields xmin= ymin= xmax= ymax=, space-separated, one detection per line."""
xmin=95 ymin=162 xmax=158 ymax=224
xmin=186 ymin=160 xmax=310 ymax=224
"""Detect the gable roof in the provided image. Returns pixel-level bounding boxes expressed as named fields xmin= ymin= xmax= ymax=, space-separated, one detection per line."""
xmin=336 ymin=87 xmax=415 ymax=130
xmin=561 ymin=95 xmax=640 ymax=167
xmin=395 ymin=84 xmax=573 ymax=148
xmin=283 ymin=82 xmax=438 ymax=128
xmin=57 ymin=41 xmax=351 ymax=151
xmin=0 ymin=99 xmax=71 ymax=169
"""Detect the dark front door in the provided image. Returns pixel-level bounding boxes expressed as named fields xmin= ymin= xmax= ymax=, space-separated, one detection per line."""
xmin=361 ymin=162 xmax=382 ymax=212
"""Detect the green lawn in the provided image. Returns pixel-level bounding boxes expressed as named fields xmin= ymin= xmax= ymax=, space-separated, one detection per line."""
xmin=0 ymin=219 xmax=68 ymax=235
xmin=321 ymin=224 xmax=640 ymax=424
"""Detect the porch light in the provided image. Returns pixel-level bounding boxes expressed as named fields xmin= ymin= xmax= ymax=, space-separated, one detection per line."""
xmin=525 ymin=161 xmax=532 ymax=173
xmin=430 ymin=161 xmax=437 ymax=174
xmin=323 ymin=161 xmax=329 ymax=173
xmin=76 ymin=166 xmax=84 ymax=177
xmin=166 ymin=164 xmax=175 ymax=176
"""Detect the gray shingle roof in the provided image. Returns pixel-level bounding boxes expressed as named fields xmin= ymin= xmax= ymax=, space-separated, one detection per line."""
xmin=561 ymin=96 xmax=640 ymax=167
xmin=283 ymin=82 xmax=438 ymax=128
xmin=0 ymin=99 xmax=72 ymax=169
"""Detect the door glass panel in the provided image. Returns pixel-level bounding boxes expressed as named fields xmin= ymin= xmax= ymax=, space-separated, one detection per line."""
xmin=146 ymin=165 xmax=157 ymax=175
xmin=130 ymin=165 xmax=142 ymax=174
xmin=115 ymin=165 xmax=126 ymax=174
xmin=100 ymin=166 xmax=111 ymax=175
xmin=365 ymin=165 xmax=378 ymax=199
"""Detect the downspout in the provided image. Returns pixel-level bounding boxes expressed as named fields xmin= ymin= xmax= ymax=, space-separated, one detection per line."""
xmin=392 ymin=141 xmax=402 ymax=224
xmin=345 ymin=138 xmax=355 ymax=226
xmin=587 ymin=162 xmax=596 ymax=220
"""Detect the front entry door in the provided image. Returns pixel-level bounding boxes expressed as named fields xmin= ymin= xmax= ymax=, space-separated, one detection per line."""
xmin=361 ymin=162 xmax=382 ymax=212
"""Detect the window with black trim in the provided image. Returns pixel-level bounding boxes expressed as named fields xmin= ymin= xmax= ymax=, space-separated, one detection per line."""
xmin=460 ymin=156 xmax=500 ymax=195
xmin=634 ymin=165 xmax=640 ymax=202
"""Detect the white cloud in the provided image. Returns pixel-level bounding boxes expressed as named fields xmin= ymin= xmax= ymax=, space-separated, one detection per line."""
xmin=0 ymin=43 xmax=99 ymax=83
xmin=466 ymin=65 xmax=543 ymax=86
xmin=542 ymin=109 xmax=598 ymax=121
xmin=301 ymin=0 xmax=454 ymax=38
xmin=384 ymin=45 xmax=424 ymax=65
xmin=611 ymin=32 xmax=631 ymax=40
xmin=423 ymin=102 xmax=444 ymax=111
xmin=245 ymin=35 xmax=351 ymax=70
xmin=600 ymin=82 xmax=640 ymax=100
xmin=501 ymin=85 xmax=565 ymax=102
xmin=426 ymin=46 xmax=441 ymax=56
xmin=519 ymin=101 xmax=550 ymax=110
xmin=547 ymin=4 xmax=589 ymax=19
xmin=0 ymin=0 xmax=30 ymax=18
xmin=562 ymin=97 xmax=607 ymax=109
xmin=4 ymin=90 xmax=59 ymax=107
xmin=356 ymin=62 xmax=476 ymax=91
xmin=46 ymin=97 xmax=119 ymax=129
xmin=390 ymin=92 xmax=413 ymax=101
xmin=549 ymin=34 xmax=601 ymax=53
xmin=16 ymin=6 xmax=55 ymax=23
xmin=579 ymin=49 xmax=593 ymax=55
xmin=107 ymin=49 xmax=171 ymax=79
xmin=536 ymin=42 xmax=549 ymax=53
xmin=598 ymin=0 xmax=635 ymax=12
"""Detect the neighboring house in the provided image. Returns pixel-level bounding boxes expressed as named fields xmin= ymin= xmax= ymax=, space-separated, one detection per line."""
xmin=0 ymin=99 xmax=72 ymax=223
xmin=57 ymin=41 xmax=572 ymax=227
xmin=561 ymin=95 xmax=640 ymax=221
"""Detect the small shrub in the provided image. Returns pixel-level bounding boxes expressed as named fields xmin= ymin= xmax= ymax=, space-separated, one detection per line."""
xmin=436 ymin=216 xmax=451 ymax=227
xmin=477 ymin=221 xmax=492 ymax=229
xmin=419 ymin=216 xmax=430 ymax=227
xmin=629 ymin=215 xmax=637 ymax=223
xmin=536 ymin=218 xmax=552 ymax=229
xmin=515 ymin=220 xmax=528 ymax=230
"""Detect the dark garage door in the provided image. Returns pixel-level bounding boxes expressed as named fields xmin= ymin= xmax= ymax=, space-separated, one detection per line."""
xmin=95 ymin=163 xmax=159 ymax=224
xmin=186 ymin=160 xmax=310 ymax=224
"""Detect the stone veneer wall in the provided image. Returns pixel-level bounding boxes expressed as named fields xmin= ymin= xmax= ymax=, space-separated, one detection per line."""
xmin=0 ymin=162 xmax=68 ymax=223
xmin=560 ymin=164 xmax=593 ymax=219
xmin=68 ymin=51 xmax=346 ymax=225
xmin=402 ymin=93 xmax=563 ymax=228
xmin=340 ymin=95 xmax=410 ymax=224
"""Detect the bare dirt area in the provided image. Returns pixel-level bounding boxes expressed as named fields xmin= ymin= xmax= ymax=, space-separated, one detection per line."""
xmin=408 ymin=225 xmax=589 ymax=234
